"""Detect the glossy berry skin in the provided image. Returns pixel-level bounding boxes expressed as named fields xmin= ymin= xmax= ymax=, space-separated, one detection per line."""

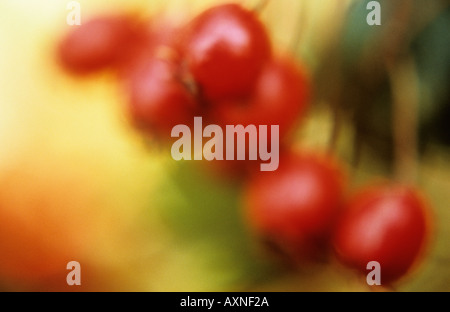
xmin=205 ymin=56 xmax=310 ymax=176
xmin=58 ymin=15 xmax=146 ymax=75
xmin=212 ymin=55 xmax=310 ymax=140
xmin=333 ymin=185 xmax=431 ymax=285
xmin=117 ymin=17 xmax=184 ymax=78
xmin=125 ymin=57 xmax=198 ymax=139
xmin=183 ymin=3 xmax=271 ymax=101
xmin=243 ymin=152 xmax=345 ymax=260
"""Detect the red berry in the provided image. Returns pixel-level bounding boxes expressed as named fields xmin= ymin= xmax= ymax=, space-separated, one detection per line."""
xmin=182 ymin=3 xmax=271 ymax=101
xmin=117 ymin=17 xmax=184 ymax=78
xmin=212 ymin=55 xmax=310 ymax=140
xmin=125 ymin=57 xmax=198 ymax=139
xmin=58 ymin=15 xmax=146 ymax=75
xmin=332 ymin=184 xmax=432 ymax=284
xmin=243 ymin=152 xmax=345 ymax=261
xmin=204 ymin=56 xmax=310 ymax=175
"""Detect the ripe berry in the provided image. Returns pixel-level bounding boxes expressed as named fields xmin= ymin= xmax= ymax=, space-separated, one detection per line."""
xmin=125 ymin=57 xmax=198 ymax=139
xmin=332 ymin=184 xmax=432 ymax=284
xmin=182 ymin=3 xmax=271 ymax=101
xmin=243 ymin=152 xmax=345 ymax=261
xmin=58 ymin=14 xmax=147 ymax=75
xmin=205 ymin=56 xmax=310 ymax=175
xmin=117 ymin=17 xmax=184 ymax=78
xmin=212 ymin=55 xmax=310 ymax=140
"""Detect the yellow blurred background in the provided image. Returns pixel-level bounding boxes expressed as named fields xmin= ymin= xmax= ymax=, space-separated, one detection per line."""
xmin=0 ymin=0 xmax=449 ymax=291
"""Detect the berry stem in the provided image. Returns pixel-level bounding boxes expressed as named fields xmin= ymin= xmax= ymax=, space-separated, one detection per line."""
xmin=381 ymin=0 xmax=418 ymax=184
xmin=253 ymin=0 xmax=270 ymax=14
xmin=290 ymin=0 xmax=307 ymax=54
xmin=387 ymin=56 xmax=419 ymax=184
xmin=316 ymin=1 xmax=351 ymax=155
xmin=328 ymin=95 xmax=342 ymax=154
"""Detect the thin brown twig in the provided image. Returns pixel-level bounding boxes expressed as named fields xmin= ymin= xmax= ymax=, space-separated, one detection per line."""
xmin=381 ymin=0 xmax=419 ymax=184
xmin=290 ymin=0 xmax=307 ymax=54
xmin=387 ymin=57 xmax=419 ymax=184
xmin=325 ymin=1 xmax=353 ymax=153
xmin=253 ymin=0 xmax=270 ymax=14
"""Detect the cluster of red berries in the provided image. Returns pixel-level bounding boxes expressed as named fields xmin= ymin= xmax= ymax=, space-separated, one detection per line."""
xmin=245 ymin=160 xmax=432 ymax=285
xmin=58 ymin=3 xmax=432 ymax=287
xmin=58 ymin=3 xmax=309 ymax=147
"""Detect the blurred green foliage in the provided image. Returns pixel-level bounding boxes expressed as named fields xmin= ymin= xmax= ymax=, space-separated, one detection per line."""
xmin=154 ymin=162 xmax=277 ymax=290
xmin=320 ymin=0 xmax=450 ymax=161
